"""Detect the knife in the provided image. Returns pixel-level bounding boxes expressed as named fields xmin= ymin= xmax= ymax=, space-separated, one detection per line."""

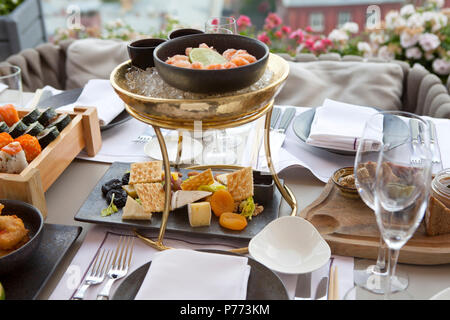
xmin=270 ymin=107 xmax=281 ymax=129
xmin=314 ymin=277 xmax=329 ymax=300
xmin=294 ymin=273 xmax=311 ymax=300
xmin=276 ymin=107 xmax=296 ymax=134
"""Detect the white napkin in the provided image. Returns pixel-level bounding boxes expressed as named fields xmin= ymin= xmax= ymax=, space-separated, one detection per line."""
xmin=306 ymin=99 xmax=383 ymax=152
xmin=134 ymin=248 xmax=251 ymax=300
xmin=60 ymin=79 xmax=124 ymax=126
xmin=0 ymin=83 xmax=8 ymax=94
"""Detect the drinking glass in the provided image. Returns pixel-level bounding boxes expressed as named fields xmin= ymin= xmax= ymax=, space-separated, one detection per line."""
xmin=0 ymin=65 xmax=22 ymax=107
xmin=352 ymin=111 xmax=410 ymax=294
xmin=203 ymin=16 xmax=241 ymax=164
xmin=346 ymin=111 xmax=432 ymax=300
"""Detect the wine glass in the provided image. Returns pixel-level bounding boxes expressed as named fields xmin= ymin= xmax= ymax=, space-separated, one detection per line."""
xmin=202 ymin=16 xmax=241 ymax=164
xmin=347 ymin=111 xmax=432 ymax=300
xmin=352 ymin=111 xmax=410 ymax=294
xmin=0 ymin=66 xmax=22 ymax=107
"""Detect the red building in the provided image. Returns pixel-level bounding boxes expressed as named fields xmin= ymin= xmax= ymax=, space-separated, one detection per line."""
xmin=277 ymin=0 xmax=449 ymax=35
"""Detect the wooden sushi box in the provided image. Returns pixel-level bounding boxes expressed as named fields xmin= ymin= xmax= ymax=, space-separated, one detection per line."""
xmin=0 ymin=106 xmax=102 ymax=218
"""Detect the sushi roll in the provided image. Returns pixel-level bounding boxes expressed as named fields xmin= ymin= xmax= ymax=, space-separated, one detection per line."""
xmin=37 ymin=126 xmax=59 ymax=149
xmin=0 ymin=121 xmax=8 ymax=133
xmin=14 ymin=134 xmax=42 ymax=162
xmin=23 ymin=121 xmax=45 ymax=136
xmin=49 ymin=114 xmax=71 ymax=132
xmin=0 ymin=104 xmax=20 ymax=127
xmin=8 ymin=120 xmax=27 ymax=138
xmin=37 ymin=107 xmax=57 ymax=127
xmin=0 ymin=132 xmax=13 ymax=149
xmin=21 ymin=108 xmax=41 ymax=126
xmin=0 ymin=141 xmax=28 ymax=174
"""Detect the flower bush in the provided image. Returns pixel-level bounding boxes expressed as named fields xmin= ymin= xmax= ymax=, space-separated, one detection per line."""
xmin=0 ymin=0 xmax=24 ymax=15
xmin=48 ymin=1 xmax=449 ymax=82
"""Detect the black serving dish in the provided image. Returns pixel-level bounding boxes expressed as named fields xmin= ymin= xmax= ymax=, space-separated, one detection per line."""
xmin=168 ymin=28 xmax=204 ymax=40
xmin=253 ymin=171 xmax=274 ymax=205
xmin=0 ymin=199 xmax=44 ymax=275
xmin=153 ymin=33 xmax=269 ymax=93
xmin=128 ymin=38 xmax=167 ymax=70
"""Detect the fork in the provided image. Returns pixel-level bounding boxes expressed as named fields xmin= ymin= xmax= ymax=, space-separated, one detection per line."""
xmin=410 ymin=118 xmax=422 ymax=166
xmin=72 ymin=248 xmax=112 ymax=300
xmin=96 ymin=236 xmax=135 ymax=300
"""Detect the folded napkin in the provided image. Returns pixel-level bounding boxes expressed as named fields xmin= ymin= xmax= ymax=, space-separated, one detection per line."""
xmin=134 ymin=248 xmax=251 ymax=300
xmin=60 ymin=79 xmax=125 ymax=126
xmin=306 ymin=99 xmax=383 ymax=152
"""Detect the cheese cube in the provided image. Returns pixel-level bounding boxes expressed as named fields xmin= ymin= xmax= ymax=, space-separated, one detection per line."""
xmin=188 ymin=202 xmax=211 ymax=227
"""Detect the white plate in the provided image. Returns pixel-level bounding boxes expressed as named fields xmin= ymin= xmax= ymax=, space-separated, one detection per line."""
xmin=430 ymin=287 xmax=450 ymax=300
xmin=248 ymin=216 xmax=331 ymax=274
xmin=144 ymin=134 xmax=203 ymax=163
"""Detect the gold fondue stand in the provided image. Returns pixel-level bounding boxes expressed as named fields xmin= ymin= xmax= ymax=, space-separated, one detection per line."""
xmin=110 ymin=53 xmax=297 ymax=252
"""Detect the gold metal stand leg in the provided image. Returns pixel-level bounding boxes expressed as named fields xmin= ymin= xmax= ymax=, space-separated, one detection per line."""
xmin=133 ymin=125 xmax=173 ymax=251
xmin=263 ymin=105 xmax=298 ymax=216
xmin=175 ymin=130 xmax=183 ymax=170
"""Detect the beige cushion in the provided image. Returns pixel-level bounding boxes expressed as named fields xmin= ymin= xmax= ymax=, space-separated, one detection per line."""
xmin=275 ymin=60 xmax=404 ymax=110
xmin=65 ymin=38 xmax=129 ymax=89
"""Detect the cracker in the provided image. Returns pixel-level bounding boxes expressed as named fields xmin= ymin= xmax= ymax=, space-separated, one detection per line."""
xmin=135 ymin=183 xmax=165 ymax=212
xmin=227 ymin=167 xmax=253 ymax=201
xmin=181 ymin=168 xmax=214 ymax=191
xmin=129 ymin=161 xmax=163 ymax=185
xmin=122 ymin=196 xmax=152 ymax=221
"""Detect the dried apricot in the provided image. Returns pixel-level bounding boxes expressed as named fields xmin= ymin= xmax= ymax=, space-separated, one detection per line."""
xmin=210 ymin=189 xmax=234 ymax=217
xmin=219 ymin=212 xmax=247 ymax=231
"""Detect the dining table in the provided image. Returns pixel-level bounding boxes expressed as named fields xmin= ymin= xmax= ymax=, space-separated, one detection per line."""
xmin=6 ymin=90 xmax=450 ymax=300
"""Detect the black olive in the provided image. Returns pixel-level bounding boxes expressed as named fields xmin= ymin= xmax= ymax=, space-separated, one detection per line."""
xmin=106 ymin=189 xmax=127 ymax=208
xmin=122 ymin=172 xmax=130 ymax=185
xmin=101 ymin=179 xmax=123 ymax=196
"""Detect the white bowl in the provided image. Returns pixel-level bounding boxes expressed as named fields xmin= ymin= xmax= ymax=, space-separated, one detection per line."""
xmin=248 ymin=216 xmax=331 ymax=274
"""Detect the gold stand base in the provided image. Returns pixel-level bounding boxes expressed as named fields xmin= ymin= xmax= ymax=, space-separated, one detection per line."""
xmin=133 ymin=100 xmax=298 ymax=253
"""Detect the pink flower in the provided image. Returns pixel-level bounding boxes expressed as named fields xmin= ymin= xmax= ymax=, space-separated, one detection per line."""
xmin=304 ymin=38 xmax=315 ymax=50
xmin=236 ymin=15 xmax=252 ymax=30
xmin=289 ymin=28 xmax=304 ymax=44
xmin=211 ymin=18 xmax=219 ymax=25
xmin=274 ymin=30 xmax=283 ymax=39
xmin=257 ymin=32 xmax=271 ymax=45
xmin=305 ymin=26 xmax=313 ymax=33
xmin=264 ymin=12 xmax=282 ymax=29
xmin=281 ymin=25 xmax=291 ymax=34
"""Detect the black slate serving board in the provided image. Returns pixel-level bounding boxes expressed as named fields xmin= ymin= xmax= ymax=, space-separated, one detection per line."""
xmin=0 ymin=224 xmax=82 ymax=300
xmin=75 ymin=162 xmax=282 ymax=241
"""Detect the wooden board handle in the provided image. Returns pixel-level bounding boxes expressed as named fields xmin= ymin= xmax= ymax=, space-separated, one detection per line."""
xmin=74 ymin=106 xmax=102 ymax=157
xmin=0 ymin=168 xmax=48 ymax=218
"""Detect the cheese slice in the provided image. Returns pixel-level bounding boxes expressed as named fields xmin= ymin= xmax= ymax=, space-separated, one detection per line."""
xmin=187 ymin=202 xmax=211 ymax=227
xmin=215 ymin=173 xmax=228 ymax=185
xmin=171 ymin=190 xmax=212 ymax=210
xmin=122 ymin=196 xmax=152 ymax=220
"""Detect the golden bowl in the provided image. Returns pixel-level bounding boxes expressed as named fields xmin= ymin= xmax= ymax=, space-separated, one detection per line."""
xmin=109 ymin=53 xmax=289 ymax=130
xmin=332 ymin=167 xmax=360 ymax=199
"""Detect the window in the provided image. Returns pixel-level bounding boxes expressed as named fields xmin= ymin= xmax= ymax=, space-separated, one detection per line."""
xmin=338 ymin=11 xmax=352 ymax=27
xmin=309 ymin=12 xmax=324 ymax=32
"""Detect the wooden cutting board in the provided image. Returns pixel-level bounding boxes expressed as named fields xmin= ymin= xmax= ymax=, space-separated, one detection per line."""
xmin=300 ymin=179 xmax=450 ymax=265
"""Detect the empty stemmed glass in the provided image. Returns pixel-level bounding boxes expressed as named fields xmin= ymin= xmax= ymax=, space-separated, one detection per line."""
xmin=346 ymin=111 xmax=432 ymax=300
xmin=352 ymin=111 xmax=412 ymax=295
xmin=202 ymin=16 xmax=242 ymax=164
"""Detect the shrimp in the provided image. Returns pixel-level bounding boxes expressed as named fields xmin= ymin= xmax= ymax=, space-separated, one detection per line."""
xmin=199 ymin=43 xmax=211 ymax=49
xmin=191 ymin=61 xmax=204 ymax=69
xmin=223 ymin=62 xmax=237 ymax=69
xmin=165 ymin=54 xmax=189 ymax=65
xmin=236 ymin=53 xmax=257 ymax=63
xmin=222 ymin=49 xmax=237 ymax=61
xmin=231 ymin=56 xmax=250 ymax=66
xmin=172 ymin=60 xmax=192 ymax=68
xmin=0 ymin=215 xmax=28 ymax=251
xmin=185 ymin=47 xmax=193 ymax=56
xmin=206 ymin=64 xmax=224 ymax=70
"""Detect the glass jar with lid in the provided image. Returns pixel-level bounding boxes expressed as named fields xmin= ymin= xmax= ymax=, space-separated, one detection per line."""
xmin=431 ymin=168 xmax=450 ymax=208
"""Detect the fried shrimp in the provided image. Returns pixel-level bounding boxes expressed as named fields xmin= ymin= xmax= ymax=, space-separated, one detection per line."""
xmin=0 ymin=215 xmax=28 ymax=251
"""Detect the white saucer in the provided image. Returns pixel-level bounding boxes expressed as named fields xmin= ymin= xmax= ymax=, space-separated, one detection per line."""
xmin=248 ymin=216 xmax=331 ymax=274
xmin=430 ymin=287 xmax=450 ymax=300
xmin=144 ymin=134 xmax=203 ymax=163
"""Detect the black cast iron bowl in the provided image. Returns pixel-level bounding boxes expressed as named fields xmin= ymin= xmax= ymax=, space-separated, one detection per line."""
xmin=153 ymin=33 xmax=270 ymax=93
xmin=0 ymin=199 xmax=44 ymax=275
